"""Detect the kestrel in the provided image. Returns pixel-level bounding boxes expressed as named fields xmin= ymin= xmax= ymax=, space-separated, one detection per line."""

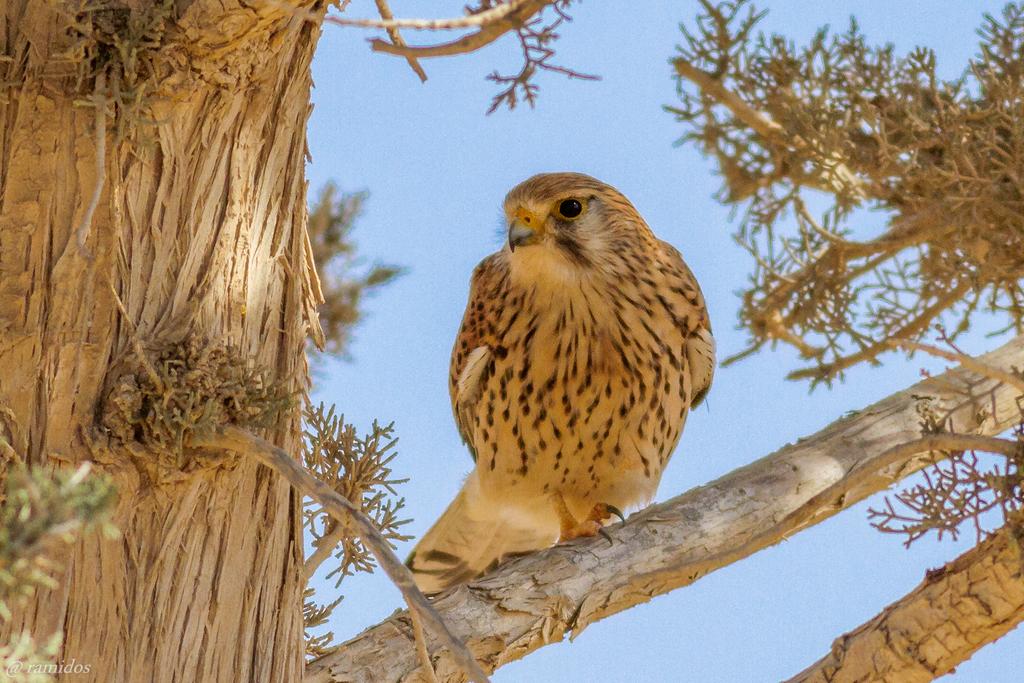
xmin=407 ymin=172 xmax=714 ymax=593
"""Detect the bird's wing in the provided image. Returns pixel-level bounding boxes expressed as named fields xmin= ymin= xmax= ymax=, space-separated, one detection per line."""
xmin=685 ymin=326 xmax=716 ymax=407
xmin=658 ymin=240 xmax=716 ymax=407
xmin=449 ymin=254 xmax=508 ymax=461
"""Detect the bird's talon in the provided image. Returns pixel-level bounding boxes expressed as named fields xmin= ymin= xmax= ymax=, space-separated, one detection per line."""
xmin=604 ymin=504 xmax=626 ymax=524
xmin=598 ymin=528 xmax=613 ymax=545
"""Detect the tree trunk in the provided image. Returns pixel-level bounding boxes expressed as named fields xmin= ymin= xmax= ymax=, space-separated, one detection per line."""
xmin=0 ymin=2 xmax=324 ymax=680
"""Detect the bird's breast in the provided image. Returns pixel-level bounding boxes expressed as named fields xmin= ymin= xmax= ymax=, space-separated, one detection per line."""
xmin=470 ymin=284 xmax=691 ymax=514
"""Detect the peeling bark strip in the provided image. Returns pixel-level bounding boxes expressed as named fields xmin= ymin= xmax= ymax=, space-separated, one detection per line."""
xmin=0 ymin=1 xmax=325 ymax=681
xmin=309 ymin=335 xmax=1024 ymax=683
xmin=787 ymin=524 xmax=1024 ymax=683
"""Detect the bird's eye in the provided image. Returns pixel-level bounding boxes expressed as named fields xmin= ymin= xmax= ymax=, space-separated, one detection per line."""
xmin=557 ymin=198 xmax=583 ymax=219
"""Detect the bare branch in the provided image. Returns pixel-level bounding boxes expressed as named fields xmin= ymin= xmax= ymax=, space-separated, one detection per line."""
xmin=307 ymin=336 xmax=1024 ymax=683
xmin=372 ymin=0 xmax=427 ymax=82
xmin=303 ymin=521 xmax=349 ymax=581
xmin=300 ymin=1 xmax=588 ymax=111
xmin=198 ymin=427 xmax=491 ymax=683
xmin=786 ymin=522 xmax=1024 ymax=683
xmin=324 ymin=0 xmax=551 ymax=32
xmin=673 ymin=58 xmax=785 ymax=148
xmin=367 ymin=1 xmax=556 ymax=60
xmin=892 ymin=339 xmax=1024 ymax=394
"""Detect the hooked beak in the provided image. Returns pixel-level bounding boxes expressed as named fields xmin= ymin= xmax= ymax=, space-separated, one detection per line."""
xmin=508 ymin=206 xmax=543 ymax=252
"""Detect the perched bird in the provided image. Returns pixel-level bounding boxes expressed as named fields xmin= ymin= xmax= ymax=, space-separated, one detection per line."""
xmin=407 ymin=172 xmax=714 ymax=593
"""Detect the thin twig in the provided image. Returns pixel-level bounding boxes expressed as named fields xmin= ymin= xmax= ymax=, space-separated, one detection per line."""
xmin=105 ymin=279 xmax=164 ymax=393
xmin=787 ymin=280 xmax=972 ymax=381
xmin=891 ymin=339 xmax=1024 ymax=394
xmin=673 ymin=58 xmax=864 ymax=198
xmin=324 ymin=0 xmax=550 ymax=32
xmin=373 ymin=0 xmax=427 ymax=82
xmin=410 ymin=607 xmax=440 ymax=683
xmin=303 ymin=518 xmax=349 ymax=580
xmin=201 ymin=426 xmax=491 ymax=683
xmin=369 ymin=0 xmax=554 ymax=60
xmin=674 ymin=59 xmax=784 ymax=144
xmin=76 ymin=72 xmax=108 ymax=261
xmin=794 ymin=196 xmax=851 ymax=247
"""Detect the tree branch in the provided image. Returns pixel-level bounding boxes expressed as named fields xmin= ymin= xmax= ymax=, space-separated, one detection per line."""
xmin=367 ymin=1 xmax=555 ymax=59
xmin=307 ymin=335 xmax=1024 ymax=683
xmin=673 ymin=58 xmax=786 ymax=146
xmin=785 ymin=280 xmax=973 ymax=381
xmin=786 ymin=522 xmax=1024 ymax=683
xmin=372 ymin=0 xmax=427 ymax=82
xmin=303 ymin=518 xmax=349 ymax=581
xmin=892 ymin=339 xmax=1024 ymax=394
xmin=673 ymin=58 xmax=865 ymax=198
xmin=325 ymin=0 xmax=550 ymax=31
xmin=198 ymin=427 xmax=491 ymax=683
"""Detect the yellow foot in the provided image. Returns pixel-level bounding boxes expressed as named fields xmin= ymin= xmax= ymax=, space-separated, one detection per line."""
xmin=553 ymin=499 xmax=626 ymax=543
xmin=558 ymin=518 xmax=603 ymax=542
xmin=589 ymin=503 xmax=626 ymax=524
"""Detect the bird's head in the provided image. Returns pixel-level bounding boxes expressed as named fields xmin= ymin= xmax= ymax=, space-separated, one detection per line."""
xmin=502 ymin=173 xmax=651 ymax=281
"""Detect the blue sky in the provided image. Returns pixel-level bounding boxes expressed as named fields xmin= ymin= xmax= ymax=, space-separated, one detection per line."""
xmin=305 ymin=2 xmax=1021 ymax=681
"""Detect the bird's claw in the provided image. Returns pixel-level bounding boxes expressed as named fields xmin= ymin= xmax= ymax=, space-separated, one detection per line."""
xmin=603 ymin=504 xmax=626 ymax=524
xmin=554 ymin=499 xmax=627 ymax=543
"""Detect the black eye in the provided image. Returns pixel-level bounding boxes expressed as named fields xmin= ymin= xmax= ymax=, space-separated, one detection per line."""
xmin=558 ymin=198 xmax=583 ymax=219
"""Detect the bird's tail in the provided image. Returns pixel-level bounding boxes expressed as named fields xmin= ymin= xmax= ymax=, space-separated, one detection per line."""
xmin=406 ymin=479 xmax=554 ymax=594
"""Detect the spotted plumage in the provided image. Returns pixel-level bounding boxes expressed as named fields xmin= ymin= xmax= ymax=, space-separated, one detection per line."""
xmin=407 ymin=173 xmax=714 ymax=593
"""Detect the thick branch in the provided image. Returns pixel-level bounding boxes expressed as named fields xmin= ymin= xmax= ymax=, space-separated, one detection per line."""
xmin=786 ymin=523 xmax=1024 ymax=683
xmin=307 ymin=335 xmax=1024 ymax=683
xmin=200 ymin=427 xmax=490 ymax=683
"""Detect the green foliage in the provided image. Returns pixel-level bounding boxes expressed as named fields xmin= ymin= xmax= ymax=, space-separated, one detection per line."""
xmin=100 ymin=337 xmax=292 ymax=463
xmin=0 ymin=464 xmax=116 ymax=621
xmin=0 ymin=631 xmax=63 ymax=683
xmin=303 ymin=183 xmax=411 ymax=656
xmin=302 ymin=586 xmax=342 ymax=660
xmin=671 ymin=1 xmax=1024 ymax=385
xmin=300 ymin=402 xmax=410 ymax=657
xmin=302 ymin=402 xmax=410 ymax=581
xmin=308 ymin=183 xmax=403 ymax=357
xmin=60 ymin=0 xmax=176 ymax=140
